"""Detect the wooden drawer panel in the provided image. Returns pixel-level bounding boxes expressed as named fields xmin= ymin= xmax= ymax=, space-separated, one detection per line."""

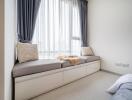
xmin=15 ymin=72 xmax=63 ymax=100
xmin=86 ymin=61 xmax=100 ymax=75
xmin=63 ymin=66 xmax=86 ymax=84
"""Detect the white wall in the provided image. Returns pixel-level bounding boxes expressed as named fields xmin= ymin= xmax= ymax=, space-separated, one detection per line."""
xmin=4 ymin=0 xmax=16 ymax=100
xmin=0 ymin=0 xmax=5 ymax=99
xmin=0 ymin=0 xmax=15 ymax=100
xmin=88 ymin=0 xmax=132 ymax=74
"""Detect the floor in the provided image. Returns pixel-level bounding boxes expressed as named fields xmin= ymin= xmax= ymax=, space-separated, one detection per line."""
xmin=32 ymin=71 xmax=120 ymax=100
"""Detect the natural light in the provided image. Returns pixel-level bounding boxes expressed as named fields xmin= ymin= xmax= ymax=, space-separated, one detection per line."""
xmin=33 ymin=0 xmax=81 ymax=58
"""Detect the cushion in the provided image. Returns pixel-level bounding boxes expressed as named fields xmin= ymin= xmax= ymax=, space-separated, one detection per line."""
xmin=61 ymin=59 xmax=86 ymax=68
xmin=13 ymin=59 xmax=61 ymax=77
xmin=81 ymin=47 xmax=94 ymax=56
xmin=17 ymin=42 xmax=38 ymax=63
xmin=80 ymin=56 xmax=100 ymax=63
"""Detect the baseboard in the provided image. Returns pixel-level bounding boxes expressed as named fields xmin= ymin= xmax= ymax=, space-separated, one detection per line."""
xmin=101 ymin=69 xmax=121 ymax=76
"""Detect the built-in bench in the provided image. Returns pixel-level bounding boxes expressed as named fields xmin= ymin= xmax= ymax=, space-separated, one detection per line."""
xmin=13 ymin=56 xmax=101 ymax=100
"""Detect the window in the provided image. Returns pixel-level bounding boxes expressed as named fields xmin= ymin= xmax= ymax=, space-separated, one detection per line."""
xmin=33 ymin=0 xmax=81 ymax=58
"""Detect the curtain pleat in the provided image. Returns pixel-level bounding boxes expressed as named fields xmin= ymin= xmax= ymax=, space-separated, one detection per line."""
xmin=79 ymin=0 xmax=88 ymax=47
xmin=17 ymin=0 xmax=41 ymax=43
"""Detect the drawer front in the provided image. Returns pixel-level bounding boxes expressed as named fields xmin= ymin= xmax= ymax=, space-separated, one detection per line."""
xmin=63 ymin=66 xmax=86 ymax=84
xmin=86 ymin=61 xmax=100 ymax=75
xmin=15 ymin=72 xmax=63 ymax=100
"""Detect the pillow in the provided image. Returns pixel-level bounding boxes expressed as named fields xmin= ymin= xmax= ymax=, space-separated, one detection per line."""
xmin=17 ymin=42 xmax=38 ymax=63
xmin=81 ymin=47 xmax=94 ymax=56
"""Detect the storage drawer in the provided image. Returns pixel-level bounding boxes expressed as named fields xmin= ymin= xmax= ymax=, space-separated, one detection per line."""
xmin=15 ymin=72 xmax=63 ymax=100
xmin=86 ymin=61 xmax=100 ymax=75
xmin=63 ymin=65 xmax=86 ymax=84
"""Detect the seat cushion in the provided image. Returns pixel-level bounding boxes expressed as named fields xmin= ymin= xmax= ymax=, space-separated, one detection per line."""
xmin=61 ymin=59 xmax=86 ymax=68
xmin=61 ymin=61 xmax=72 ymax=68
xmin=80 ymin=56 xmax=100 ymax=63
xmin=13 ymin=59 xmax=61 ymax=78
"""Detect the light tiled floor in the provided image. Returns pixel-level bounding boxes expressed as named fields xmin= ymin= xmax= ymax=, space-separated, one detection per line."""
xmin=32 ymin=71 xmax=119 ymax=100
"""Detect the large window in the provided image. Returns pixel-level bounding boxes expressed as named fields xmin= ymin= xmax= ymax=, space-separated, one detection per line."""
xmin=33 ymin=0 xmax=81 ymax=58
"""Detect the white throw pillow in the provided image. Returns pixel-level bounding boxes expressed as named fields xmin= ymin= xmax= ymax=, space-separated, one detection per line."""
xmin=81 ymin=47 xmax=94 ymax=56
xmin=17 ymin=42 xmax=38 ymax=63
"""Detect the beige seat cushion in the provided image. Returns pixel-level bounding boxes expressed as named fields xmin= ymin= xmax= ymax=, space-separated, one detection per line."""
xmin=13 ymin=59 xmax=61 ymax=77
xmin=80 ymin=56 xmax=100 ymax=63
xmin=61 ymin=59 xmax=86 ymax=68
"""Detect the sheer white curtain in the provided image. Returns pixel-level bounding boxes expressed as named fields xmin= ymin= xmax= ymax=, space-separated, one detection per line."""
xmin=33 ymin=0 xmax=81 ymax=58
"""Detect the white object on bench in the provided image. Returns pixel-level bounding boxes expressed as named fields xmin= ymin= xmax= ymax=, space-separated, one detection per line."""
xmin=14 ymin=60 xmax=100 ymax=100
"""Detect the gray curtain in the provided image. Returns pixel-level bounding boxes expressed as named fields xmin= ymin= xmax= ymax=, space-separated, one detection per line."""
xmin=79 ymin=0 xmax=88 ymax=47
xmin=17 ymin=0 xmax=41 ymax=43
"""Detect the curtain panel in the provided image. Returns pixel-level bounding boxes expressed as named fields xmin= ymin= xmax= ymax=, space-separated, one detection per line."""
xmin=79 ymin=0 xmax=88 ymax=47
xmin=17 ymin=0 xmax=41 ymax=43
xmin=33 ymin=0 xmax=81 ymax=58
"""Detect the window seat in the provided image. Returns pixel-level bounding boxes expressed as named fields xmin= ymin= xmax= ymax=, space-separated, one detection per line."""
xmin=13 ymin=56 xmax=100 ymax=78
xmin=13 ymin=56 xmax=101 ymax=100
